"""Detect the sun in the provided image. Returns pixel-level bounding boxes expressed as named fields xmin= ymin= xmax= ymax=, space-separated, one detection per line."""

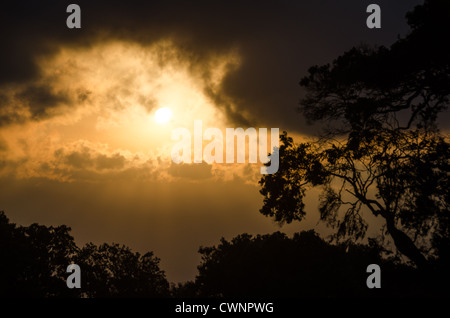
xmin=154 ymin=107 xmax=172 ymax=124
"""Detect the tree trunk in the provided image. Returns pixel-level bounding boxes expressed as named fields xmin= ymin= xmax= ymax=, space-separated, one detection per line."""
xmin=384 ymin=215 xmax=429 ymax=270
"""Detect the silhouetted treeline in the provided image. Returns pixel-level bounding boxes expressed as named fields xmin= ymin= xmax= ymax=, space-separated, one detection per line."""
xmin=174 ymin=231 xmax=450 ymax=298
xmin=2 ymin=211 xmax=449 ymax=297
xmin=0 ymin=211 xmax=169 ymax=297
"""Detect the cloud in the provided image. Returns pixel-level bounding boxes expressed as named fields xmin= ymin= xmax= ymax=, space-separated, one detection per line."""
xmin=0 ymin=40 xmax=242 ymax=185
xmin=168 ymin=162 xmax=213 ymax=180
xmin=16 ymin=84 xmax=68 ymax=114
xmin=0 ymin=0 xmax=422 ymax=133
xmin=54 ymin=146 xmax=127 ymax=172
xmin=57 ymin=147 xmax=127 ymax=172
xmin=95 ymin=153 xmax=127 ymax=170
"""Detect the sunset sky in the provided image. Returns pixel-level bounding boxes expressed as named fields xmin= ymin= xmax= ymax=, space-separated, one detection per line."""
xmin=0 ymin=0 xmax=425 ymax=282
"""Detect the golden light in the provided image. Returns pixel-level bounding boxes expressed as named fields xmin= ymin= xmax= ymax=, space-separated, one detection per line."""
xmin=155 ymin=107 xmax=172 ymax=124
xmin=19 ymin=41 xmax=239 ymax=157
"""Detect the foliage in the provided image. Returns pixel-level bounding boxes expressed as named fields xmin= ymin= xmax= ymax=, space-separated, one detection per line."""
xmin=76 ymin=243 xmax=169 ymax=297
xmin=188 ymin=231 xmax=436 ymax=297
xmin=0 ymin=211 xmax=169 ymax=297
xmin=259 ymin=0 xmax=450 ymax=269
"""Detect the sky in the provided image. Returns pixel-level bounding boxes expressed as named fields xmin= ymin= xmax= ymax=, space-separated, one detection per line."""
xmin=0 ymin=0 xmax=424 ymax=282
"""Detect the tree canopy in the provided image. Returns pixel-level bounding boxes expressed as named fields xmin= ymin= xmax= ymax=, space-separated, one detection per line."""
xmin=76 ymin=243 xmax=169 ymax=297
xmin=259 ymin=0 xmax=449 ymax=270
xmin=0 ymin=211 xmax=169 ymax=297
xmin=185 ymin=231 xmax=437 ymax=297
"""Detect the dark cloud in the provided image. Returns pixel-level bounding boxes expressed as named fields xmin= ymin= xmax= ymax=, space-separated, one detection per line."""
xmin=0 ymin=94 xmax=16 ymax=126
xmin=0 ymin=0 xmax=423 ymax=132
xmin=16 ymin=84 xmax=70 ymax=119
xmin=0 ymin=82 xmax=91 ymax=126
xmin=60 ymin=149 xmax=93 ymax=169
xmin=55 ymin=148 xmax=127 ymax=172
xmin=168 ymin=162 xmax=213 ymax=180
xmin=95 ymin=153 xmax=126 ymax=170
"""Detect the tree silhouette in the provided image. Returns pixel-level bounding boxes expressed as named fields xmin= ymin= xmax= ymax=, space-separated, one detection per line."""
xmin=0 ymin=211 xmax=77 ymax=297
xmin=0 ymin=211 xmax=169 ymax=297
xmin=190 ymin=231 xmax=430 ymax=297
xmin=259 ymin=0 xmax=449 ymax=270
xmin=75 ymin=243 xmax=169 ymax=297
